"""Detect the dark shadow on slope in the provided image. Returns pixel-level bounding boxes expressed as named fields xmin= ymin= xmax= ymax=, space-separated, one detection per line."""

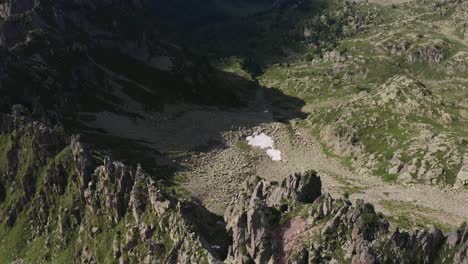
xmin=0 ymin=182 xmax=5 ymax=204
xmin=64 ymin=50 xmax=307 ymax=193
xmin=149 ymin=0 xmax=288 ymax=34
xmin=0 ymin=28 xmax=306 ymax=196
xmin=76 ymin=46 xmax=307 ymax=143
xmin=265 ymin=86 xmax=309 ymax=122
xmin=180 ymin=198 xmax=231 ymax=260
xmin=89 ymin=48 xmax=244 ymax=111
xmin=0 ymin=0 xmax=310 ymax=219
xmin=173 ymin=0 xmax=329 ymax=65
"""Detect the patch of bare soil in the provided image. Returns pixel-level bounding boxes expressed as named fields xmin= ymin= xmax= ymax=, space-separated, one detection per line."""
xmin=273 ymin=218 xmax=315 ymax=263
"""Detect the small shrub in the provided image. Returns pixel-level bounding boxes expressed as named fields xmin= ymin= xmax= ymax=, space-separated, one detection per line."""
xmin=343 ymin=191 xmax=350 ymax=199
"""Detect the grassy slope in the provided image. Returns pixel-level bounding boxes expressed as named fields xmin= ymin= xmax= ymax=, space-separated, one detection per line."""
xmin=248 ymin=0 xmax=468 ymax=184
xmin=0 ymin=125 xmax=217 ymax=263
xmin=183 ymin=0 xmax=467 ymax=185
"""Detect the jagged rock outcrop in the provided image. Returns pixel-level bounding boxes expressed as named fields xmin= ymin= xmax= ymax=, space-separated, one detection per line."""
xmin=224 ymin=172 xmax=468 ymax=264
xmin=315 ymin=75 xmax=464 ymax=185
xmin=387 ymin=39 xmax=451 ymax=64
xmin=2 ymin=105 xmax=468 ymax=263
xmin=0 ymin=106 xmax=225 ymax=263
xmin=224 ymin=171 xmax=322 ymax=263
xmin=1 ymin=0 xmax=467 ymax=263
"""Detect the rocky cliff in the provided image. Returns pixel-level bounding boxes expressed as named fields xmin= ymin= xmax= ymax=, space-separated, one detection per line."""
xmin=2 ymin=105 xmax=467 ymax=263
xmin=0 ymin=0 xmax=244 ymax=118
xmin=223 ymin=171 xmax=468 ymax=264
xmin=0 ymin=0 xmax=467 ymax=263
xmin=0 ymin=106 xmax=230 ymax=263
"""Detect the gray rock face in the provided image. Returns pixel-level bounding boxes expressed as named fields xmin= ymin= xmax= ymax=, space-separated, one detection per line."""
xmin=303 ymin=199 xmax=468 ymax=264
xmin=2 ymin=106 xmax=468 ymax=263
xmin=224 ymin=171 xmax=468 ymax=264
xmin=0 ymin=107 xmax=221 ymax=263
xmin=280 ymin=172 xmax=322 ymax=204
xmin=456 ymin=155 xmax=468 ymax=187
xmin=387 ymin=39 xmax=451 ymax=64
xmin=0 ymin=0 xmax=36 ymax=19
xmin=224 ymin=171 xmax=322 ymax=263
xmin=316 ymin=75 xmax=464 ymax=185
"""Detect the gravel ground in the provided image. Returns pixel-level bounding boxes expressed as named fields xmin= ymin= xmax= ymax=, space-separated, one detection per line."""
xmin=84 ymin=84 xmax=468 ymax=228
xmin=182 ymin=119 xmax=468 ymax=228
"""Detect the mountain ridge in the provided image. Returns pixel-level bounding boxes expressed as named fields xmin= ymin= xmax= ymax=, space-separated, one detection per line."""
xmin=0 ymin=0 xmax=467 ymax=263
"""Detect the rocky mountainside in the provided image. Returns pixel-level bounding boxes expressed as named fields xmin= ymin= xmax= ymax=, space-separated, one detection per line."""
xmin=223 ymin=171 xmax=468 ymax=264
xmin=0 ymin=0 xmax=245 ymax=117
xmin=1 ymin=108 xmax=467 ymax=263
xmin=251 ymin=0 xmax=468 ymax=187
xmin=0 ymin=0 xmax=467 ymax=263
xmin=0 ymin=106 xmax=229 ymax=263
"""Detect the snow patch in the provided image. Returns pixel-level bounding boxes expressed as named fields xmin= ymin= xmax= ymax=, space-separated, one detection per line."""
xmin=266 ymin=148 xmax=282 ymax=161
xmin=246 ymin=133 xmax=282 ymax=161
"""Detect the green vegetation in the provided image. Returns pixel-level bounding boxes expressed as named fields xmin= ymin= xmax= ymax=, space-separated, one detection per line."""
xmin=334 ymin=176 xmax=367 ymax=195
xmin=1 ymin=0 xmax=468 ymax=262
xmin=380 ymin=200 xmax=454 ymax=232
xmin=0 ymin=135 xmax=12 ymax=172
xmin=216 ymin=57 xmax=255 ymax=80
xmin=235 ymin=140 xmax=251 ymax=153
xmin=280 ymin=203 xmax=316 ymax=225
xmin=0 ymin=124 xmax=215 ymax=263
xmin=296 ymin=29 xmax=466 ymax=183
xmin=190 ymin=0 xmax=466 ymax=186
xmin=0 ymin=131 xmax=81 ymax=263
xmin=360 ymin=204 xmax=379 ymax=227
xmin=235 ymin=140 xmax=256 ymax=163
